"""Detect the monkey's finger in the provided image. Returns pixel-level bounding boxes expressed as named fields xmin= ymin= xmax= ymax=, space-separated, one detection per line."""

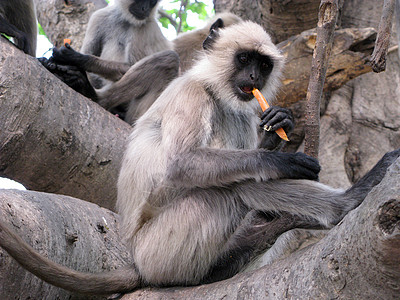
xmin=269 ymin=119 xmax=294 ymax=132
xmin=262 ymin=112 xmax=286 ymax=127
xmin=260 ymin=107 xmax=277 ymax=122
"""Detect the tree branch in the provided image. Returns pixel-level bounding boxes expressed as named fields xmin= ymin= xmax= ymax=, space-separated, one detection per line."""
xmin=158 ymin=8 xmax=178 ymax=30
xmin=276 ymin=27 xmax=376 ymax=107
xmin=0 ymin=37 xmax=131 ymax=211
xmin=304 ymin=0 xmax=341 ymax=159
xmin=369 ymin=0 xmax=396 ymax=72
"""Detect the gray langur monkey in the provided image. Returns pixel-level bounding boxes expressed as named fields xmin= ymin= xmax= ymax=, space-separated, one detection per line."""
xmin=79 ymin=0 xmax=172 ymax=89
xmin=40 ymin=0 xmax=177 ymax=123
xmin=1 ymin=20 xmax=399 ymax=295
xmin=47 ymin=12 xmax=242 ymax=124
xmin=0 ymin=0 xmax=37 ymax=56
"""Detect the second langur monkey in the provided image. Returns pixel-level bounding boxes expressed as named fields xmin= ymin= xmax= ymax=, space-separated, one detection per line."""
xmin=40 ymin=0 xmax=177 ymax=122
xmin=1 ymin=20 xmax=400 ymax=295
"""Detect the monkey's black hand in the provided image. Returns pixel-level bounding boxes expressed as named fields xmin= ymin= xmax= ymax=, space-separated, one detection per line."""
xmin=259 ymin=106 xmax=294 ymax=134
xmin=38 ymin=57 xmax=98 ymax=101
xmin=52 ymin=43 xmax=90 ymax=67
xmin=267 ymin=152 xmax=321 ymax=181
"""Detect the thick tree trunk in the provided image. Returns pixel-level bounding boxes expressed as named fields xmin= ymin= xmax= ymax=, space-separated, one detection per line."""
xmin=0 ymin=37 xmax=131 ymax=211
xmin=214 ymin=0 xmax=321 ymax=43
xmin=0 ymin=189 xmax=132 ymax=300
xmin=33 ymin=0 xmax=107 ymax=50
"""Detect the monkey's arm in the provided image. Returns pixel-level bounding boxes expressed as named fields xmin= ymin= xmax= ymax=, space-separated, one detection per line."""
xmin=52 ymin=44 xmax=130 ymax=82
xmin=165 ymin=147 xmax=320 ymax=188
xmin=259 ymin=106 xmax=294 ymax=150
xmin=161 ymin=84 xmax=319 ymax=188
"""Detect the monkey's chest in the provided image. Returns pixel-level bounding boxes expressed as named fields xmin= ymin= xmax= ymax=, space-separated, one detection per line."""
xmin=209 ymin=112 xmax=258 ymax=150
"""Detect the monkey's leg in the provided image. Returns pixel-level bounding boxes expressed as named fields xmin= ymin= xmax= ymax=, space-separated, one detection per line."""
xmin=96 ymin=51 xmax=180 ymax=111
xmin=203 ymin=210 xmax=322 ymax=283
xmin=0 ymin=16 xmax=31 ymax=55
xmin=235 ymin=148 xmax=400 ymax=227
xmin=344 ymin=148 xmax=400 ymax=203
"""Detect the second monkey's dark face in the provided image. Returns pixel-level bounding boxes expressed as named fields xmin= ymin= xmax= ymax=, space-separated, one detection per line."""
xmin=231 ymin=50 xmax=274 ymax=101
xmin=129 ymin=0 xmax=158 ymax=20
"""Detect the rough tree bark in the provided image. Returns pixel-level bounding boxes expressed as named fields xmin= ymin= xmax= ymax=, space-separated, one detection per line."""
xmin=1 ymin=158 xmax=399 ymax=299
xmin=33 ymin=0 xmax=107 ymax=50
xmin=0 ymin=189 xmax=133 ymax=300
xmin=214 ymin=0 xmax=321 ymax=43
xmin=0 ymin=37 xmax=131 ymax=211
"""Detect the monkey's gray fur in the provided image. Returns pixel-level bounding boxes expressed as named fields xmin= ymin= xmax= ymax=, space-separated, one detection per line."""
xmin=0 ymin=0 xmax=37 ymax=56
xmin=0 ymin=20 xmax=399 ymax=295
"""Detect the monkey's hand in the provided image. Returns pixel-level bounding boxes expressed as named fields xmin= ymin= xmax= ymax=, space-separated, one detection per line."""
xmin=38 ymin=57 xmax=98 ymax=101
xmin=259 ymin=106 xmax=294 ymax=150
xmin=265 ymin=152 xmax=320 ymax=181
xmin=52 ymin=43 xmax=90 ymax=67
xmin=259 ymin=106 xmax=294 ymax=134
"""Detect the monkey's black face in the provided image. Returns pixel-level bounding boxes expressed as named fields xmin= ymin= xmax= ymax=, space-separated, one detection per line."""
xmin=129 ymin=0 xmax=158 ymax=20
xmin=231 ymin=51 xmax=274 ymax=102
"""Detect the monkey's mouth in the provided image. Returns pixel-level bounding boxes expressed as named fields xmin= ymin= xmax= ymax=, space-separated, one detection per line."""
xmin=237 ymin=86 xmax=256 ymax=101
xmin=240 ymin=86 xmax=254 ymax=94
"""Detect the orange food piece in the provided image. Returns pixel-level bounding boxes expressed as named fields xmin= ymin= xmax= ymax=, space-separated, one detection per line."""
xmin=63 ymin=38 xmax=71 ymax=46
xmin=252 ymin=88 xmax=289 ymax=141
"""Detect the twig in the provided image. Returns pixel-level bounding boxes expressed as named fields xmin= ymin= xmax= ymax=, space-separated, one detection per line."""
xmin=177 ymin=0 xmax=189 ymax=34
xmin=158 ymin=8 xmax=178 ymax=30
xmin=369 ymin=0 xmax=396 ymax=72
xmin=304 ymin=0 xmax=342 ymax=159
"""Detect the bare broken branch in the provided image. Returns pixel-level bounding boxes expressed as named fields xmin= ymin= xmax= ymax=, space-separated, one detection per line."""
xmin=304 ymin=0 xmax=341 ymax=159
xmin=369 ymin=0 xmax=396 ymax=72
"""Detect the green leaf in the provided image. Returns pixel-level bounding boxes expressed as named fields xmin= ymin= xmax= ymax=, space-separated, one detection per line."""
xmin=38 ymin=23 xmax=46 ymax=36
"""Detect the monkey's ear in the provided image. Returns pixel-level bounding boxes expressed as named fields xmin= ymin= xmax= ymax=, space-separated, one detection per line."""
xmin=203 ymin=18 xmax=224 ymax=50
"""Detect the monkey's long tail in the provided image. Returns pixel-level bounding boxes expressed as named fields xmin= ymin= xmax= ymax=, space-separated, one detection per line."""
xmin=0 ymin=220 xmax=141 ymax=295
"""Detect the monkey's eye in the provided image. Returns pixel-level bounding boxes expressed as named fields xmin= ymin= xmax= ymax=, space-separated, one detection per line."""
xmin=261 ymin=61 xmax=269 ymax=70
xmin=237 ymin=53 xmax=249 ymax=64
